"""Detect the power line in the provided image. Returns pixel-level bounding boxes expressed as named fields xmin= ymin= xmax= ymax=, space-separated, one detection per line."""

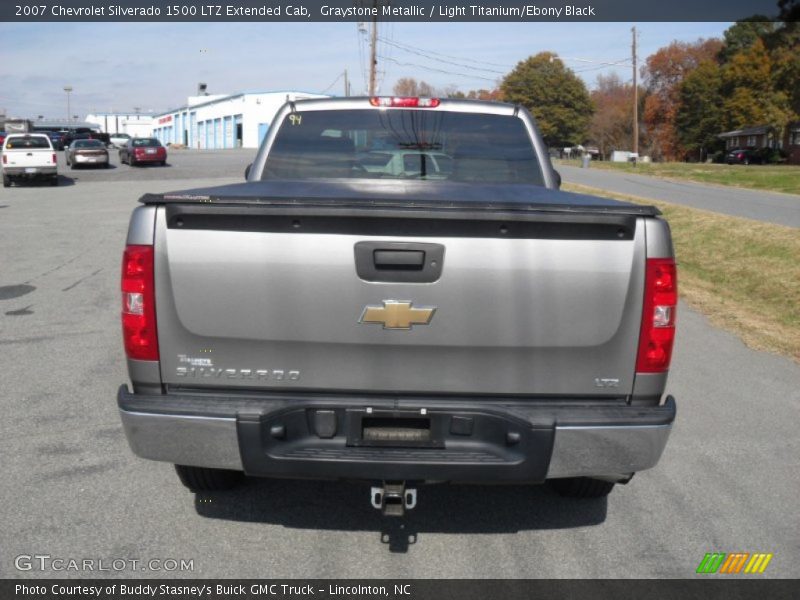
xmin=319 ymin=72 xmax=345 ymax=94
xmin=377 ymin=55 xmax=499 ymax=83
xmin=557 ymin=56 xmax=632 ymax=67
xmin=572 ymin=60 xmax=632 ymax=74
xmin=377 ymin=37 xmax=506 ymax=75
xmin=377 ymin=36 xmax=511 ymax=68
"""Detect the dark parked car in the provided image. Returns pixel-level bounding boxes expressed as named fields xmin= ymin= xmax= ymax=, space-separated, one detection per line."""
xmin=60 ymin=131 xmax=91 ymax=150
xmin=726 ymin=147 xmax=765 ymax=165
xmin=119 ymin=138 xmax=167 ymax=166
xmin=61 ymin=130 xmax=111 ymax=150
xmin=90 ymin=131 xmax=111 ymax=146
xmin=33 ymin=131 xmax=65 ymax=150
xmin=66 ymin=139 xmax=109 ymax=169
xmin=47 ymin=131 xmax=65 ymax=150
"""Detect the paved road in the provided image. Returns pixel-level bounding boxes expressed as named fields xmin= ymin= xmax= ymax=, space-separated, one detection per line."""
xmin=1 ymin=151 xmax=798 ymax=579
xmin=558 ymin=164 xmax=800 ymax=227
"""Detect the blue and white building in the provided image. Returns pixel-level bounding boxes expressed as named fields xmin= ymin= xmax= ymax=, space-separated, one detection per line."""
xmin=84 ymin=112 xmax=154 ymax=137
xmin=151 ymin=90 xmax=328 ymax=150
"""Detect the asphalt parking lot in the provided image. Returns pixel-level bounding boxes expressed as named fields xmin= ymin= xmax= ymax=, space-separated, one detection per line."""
xmin=1 ymin=149 xmax=798 ymax=578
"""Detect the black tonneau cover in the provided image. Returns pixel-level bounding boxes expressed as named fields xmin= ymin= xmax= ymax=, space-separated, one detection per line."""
xmin=140 ymin=179 xmax=660 ymax=217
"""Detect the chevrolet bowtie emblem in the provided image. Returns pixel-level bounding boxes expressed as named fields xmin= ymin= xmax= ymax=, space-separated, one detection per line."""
xmin=359 ymin=301 xmax=436 ymax=330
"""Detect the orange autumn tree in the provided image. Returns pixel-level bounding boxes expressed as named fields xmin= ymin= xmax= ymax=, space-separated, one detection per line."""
xmin=642 ymin=39 xmax=722 ymax=160
xmin=720 ymin=37 xmax=793 ymax=132
xmin=588 ymin=73 xmax=641 ymax=160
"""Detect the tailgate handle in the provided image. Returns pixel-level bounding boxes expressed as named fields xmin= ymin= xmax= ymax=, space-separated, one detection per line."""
xmin=355 ymin=241 xmax=444 ymax=283
xmin=374 ymin=250 xmax=424 ymax=269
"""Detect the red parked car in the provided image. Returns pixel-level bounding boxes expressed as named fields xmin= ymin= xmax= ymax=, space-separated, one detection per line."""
xmin=0 ymin=132 xmax=6 ymax=148
xmin=119 ymin=138 xmax=167 ymax=166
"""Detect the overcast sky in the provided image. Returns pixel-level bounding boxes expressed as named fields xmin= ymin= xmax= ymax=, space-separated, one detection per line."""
xmin=0 ymin=21 xmax=729 ymax=119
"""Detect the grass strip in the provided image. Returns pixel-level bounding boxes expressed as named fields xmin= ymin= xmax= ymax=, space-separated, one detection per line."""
xmin=555 ymin=159 xmax=800 ymax=195
xmin=563 ymin=182 xmax=800 ymax=362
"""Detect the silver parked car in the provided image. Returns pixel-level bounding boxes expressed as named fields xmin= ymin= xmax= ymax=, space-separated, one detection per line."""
xmin=66 ymin=139 xmax=109 ymax=169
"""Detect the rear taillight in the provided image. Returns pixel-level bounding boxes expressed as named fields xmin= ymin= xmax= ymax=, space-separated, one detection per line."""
xmin=121 ymin=245 xmax=159 ymax=361
xmin=636 ymin=258 xmax=677 ymax=373
xmin=52 ymin=153 xmax=57 ymax=164
xmin=369 ymin=97 xmax=440 ymax=108
xmin=2 ymin=155 xmax=6 ymax=164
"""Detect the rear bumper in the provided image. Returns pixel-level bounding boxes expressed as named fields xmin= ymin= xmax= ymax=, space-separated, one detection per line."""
xmin=131 ymin=153 xmax=165 ymax=163
xmin=74 ymin=154 xmax=108 ymax=164
xmin=3 ymin=166 xmax=57 ymax=177
xmin=117 ymin=385 xmax=675 ymax=483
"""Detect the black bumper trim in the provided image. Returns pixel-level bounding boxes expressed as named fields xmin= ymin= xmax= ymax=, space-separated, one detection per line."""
xmin=117 ymin=385 xmax=676 ymax=428
xmin=117 ymin=386 xmax=676 ymax=483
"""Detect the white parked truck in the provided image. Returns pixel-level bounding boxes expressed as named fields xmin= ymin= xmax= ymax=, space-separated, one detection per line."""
xmin=2 ymin=133 xmax=58 ymax=187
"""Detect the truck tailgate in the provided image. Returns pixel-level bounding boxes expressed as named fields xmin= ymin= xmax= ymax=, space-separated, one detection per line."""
xmin=150 ymin=182 xmax=649 ymax=397
xmin=2 ymin=149 xmax=53 ymax=168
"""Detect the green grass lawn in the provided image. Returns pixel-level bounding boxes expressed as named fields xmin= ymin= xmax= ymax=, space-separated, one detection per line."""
xmin=563 ymin=183 xmax=800 ymax=362
xmin=555 ymin=159 xmax=800 ymax=195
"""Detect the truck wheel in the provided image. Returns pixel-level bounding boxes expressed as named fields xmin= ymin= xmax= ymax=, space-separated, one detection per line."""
xmin=174 ymin=464 xmax=243 ymax=492
xmin=549 ymin=477 xmax=615 ymax=498
xmin=50 ymin=176 xmax=59 ymax=187
xmin=2 ymin=174 xmax=9 ymax=188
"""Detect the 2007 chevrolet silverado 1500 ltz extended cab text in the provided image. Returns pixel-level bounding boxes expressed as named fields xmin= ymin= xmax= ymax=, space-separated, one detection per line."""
xmin=118 ymin=97 xmax=677 ymax=515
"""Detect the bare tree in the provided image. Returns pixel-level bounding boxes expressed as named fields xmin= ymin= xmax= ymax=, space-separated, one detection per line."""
xmin=392 ymin=78 xmax=437 ymax=96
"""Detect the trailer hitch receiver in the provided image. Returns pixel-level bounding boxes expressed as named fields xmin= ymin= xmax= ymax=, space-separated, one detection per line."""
xmin=371 ymin=482 xmax=417 ymax=517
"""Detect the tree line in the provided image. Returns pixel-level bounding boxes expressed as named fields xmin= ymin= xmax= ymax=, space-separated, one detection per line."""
xmin=392 ymin=1 xmax=798 ymax=162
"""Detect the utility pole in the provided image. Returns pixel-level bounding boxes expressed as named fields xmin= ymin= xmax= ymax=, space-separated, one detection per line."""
xmin=632 ymin=26 xmax=639 ymax=160
xmin=344 ymin=69 xmax=349 ymax=97
xmin=368 ymin=0 xmax=378 ymax=95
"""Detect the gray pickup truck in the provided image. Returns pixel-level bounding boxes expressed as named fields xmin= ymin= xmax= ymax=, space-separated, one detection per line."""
xmin=118 ymin=97 xmax=677 ymax=515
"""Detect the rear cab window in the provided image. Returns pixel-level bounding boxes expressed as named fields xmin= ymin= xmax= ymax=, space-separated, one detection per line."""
xmin=4 ymin=135 xmax=52 ymax=150
xmin=75 ymin=140 xmax=105 ymax=149
xmin=132 ymin=139 xmax=161 ymax=147
xmin=262 ymin=108 xmax=544 ymax=185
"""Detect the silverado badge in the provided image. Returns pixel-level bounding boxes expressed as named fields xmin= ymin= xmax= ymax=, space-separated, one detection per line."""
xmin=359 ymin=300 xmax=436 ymax=330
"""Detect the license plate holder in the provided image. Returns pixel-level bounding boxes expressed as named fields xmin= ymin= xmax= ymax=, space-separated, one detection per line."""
xmin=347 ymin=410 xmax=443 ymax=448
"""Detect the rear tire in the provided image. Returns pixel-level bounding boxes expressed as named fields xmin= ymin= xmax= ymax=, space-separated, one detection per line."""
xmin=549 ymin=477 xmax=616 ymax=498
xmin=175 ymin=464 xmax=243 ymax=492
xmin=3 ymin=174 xmax=10 ymax=188
xmin=50 ymin=176 xmax=58 ymax=187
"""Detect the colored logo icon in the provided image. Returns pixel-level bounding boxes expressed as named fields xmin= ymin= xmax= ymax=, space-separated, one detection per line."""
xmin=696 ymin=553 xmax=773 ymax=574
